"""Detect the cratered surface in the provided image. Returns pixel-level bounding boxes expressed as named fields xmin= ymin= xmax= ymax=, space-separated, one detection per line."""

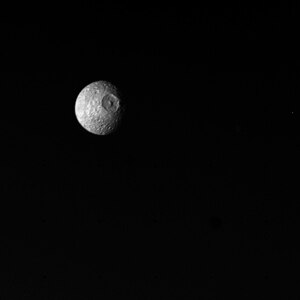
xmin=75 ymin=81 xmax=122 ymax=135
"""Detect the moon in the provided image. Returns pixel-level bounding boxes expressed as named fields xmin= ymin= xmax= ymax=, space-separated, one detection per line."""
xmin=75 ymin=81 xmax=123 ymax=135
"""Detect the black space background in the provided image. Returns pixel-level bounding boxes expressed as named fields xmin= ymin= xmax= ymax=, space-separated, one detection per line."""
xmin=2 ymin=4 xmax=300 ymax=299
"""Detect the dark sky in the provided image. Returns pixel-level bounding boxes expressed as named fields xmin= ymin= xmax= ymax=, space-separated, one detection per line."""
xmin=2 ymin=4 xmax=300 ymax=298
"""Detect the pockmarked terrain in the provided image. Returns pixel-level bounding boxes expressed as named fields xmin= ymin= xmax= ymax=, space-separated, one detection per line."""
xmin=75 ymin=81 xmax=123 ymax=135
